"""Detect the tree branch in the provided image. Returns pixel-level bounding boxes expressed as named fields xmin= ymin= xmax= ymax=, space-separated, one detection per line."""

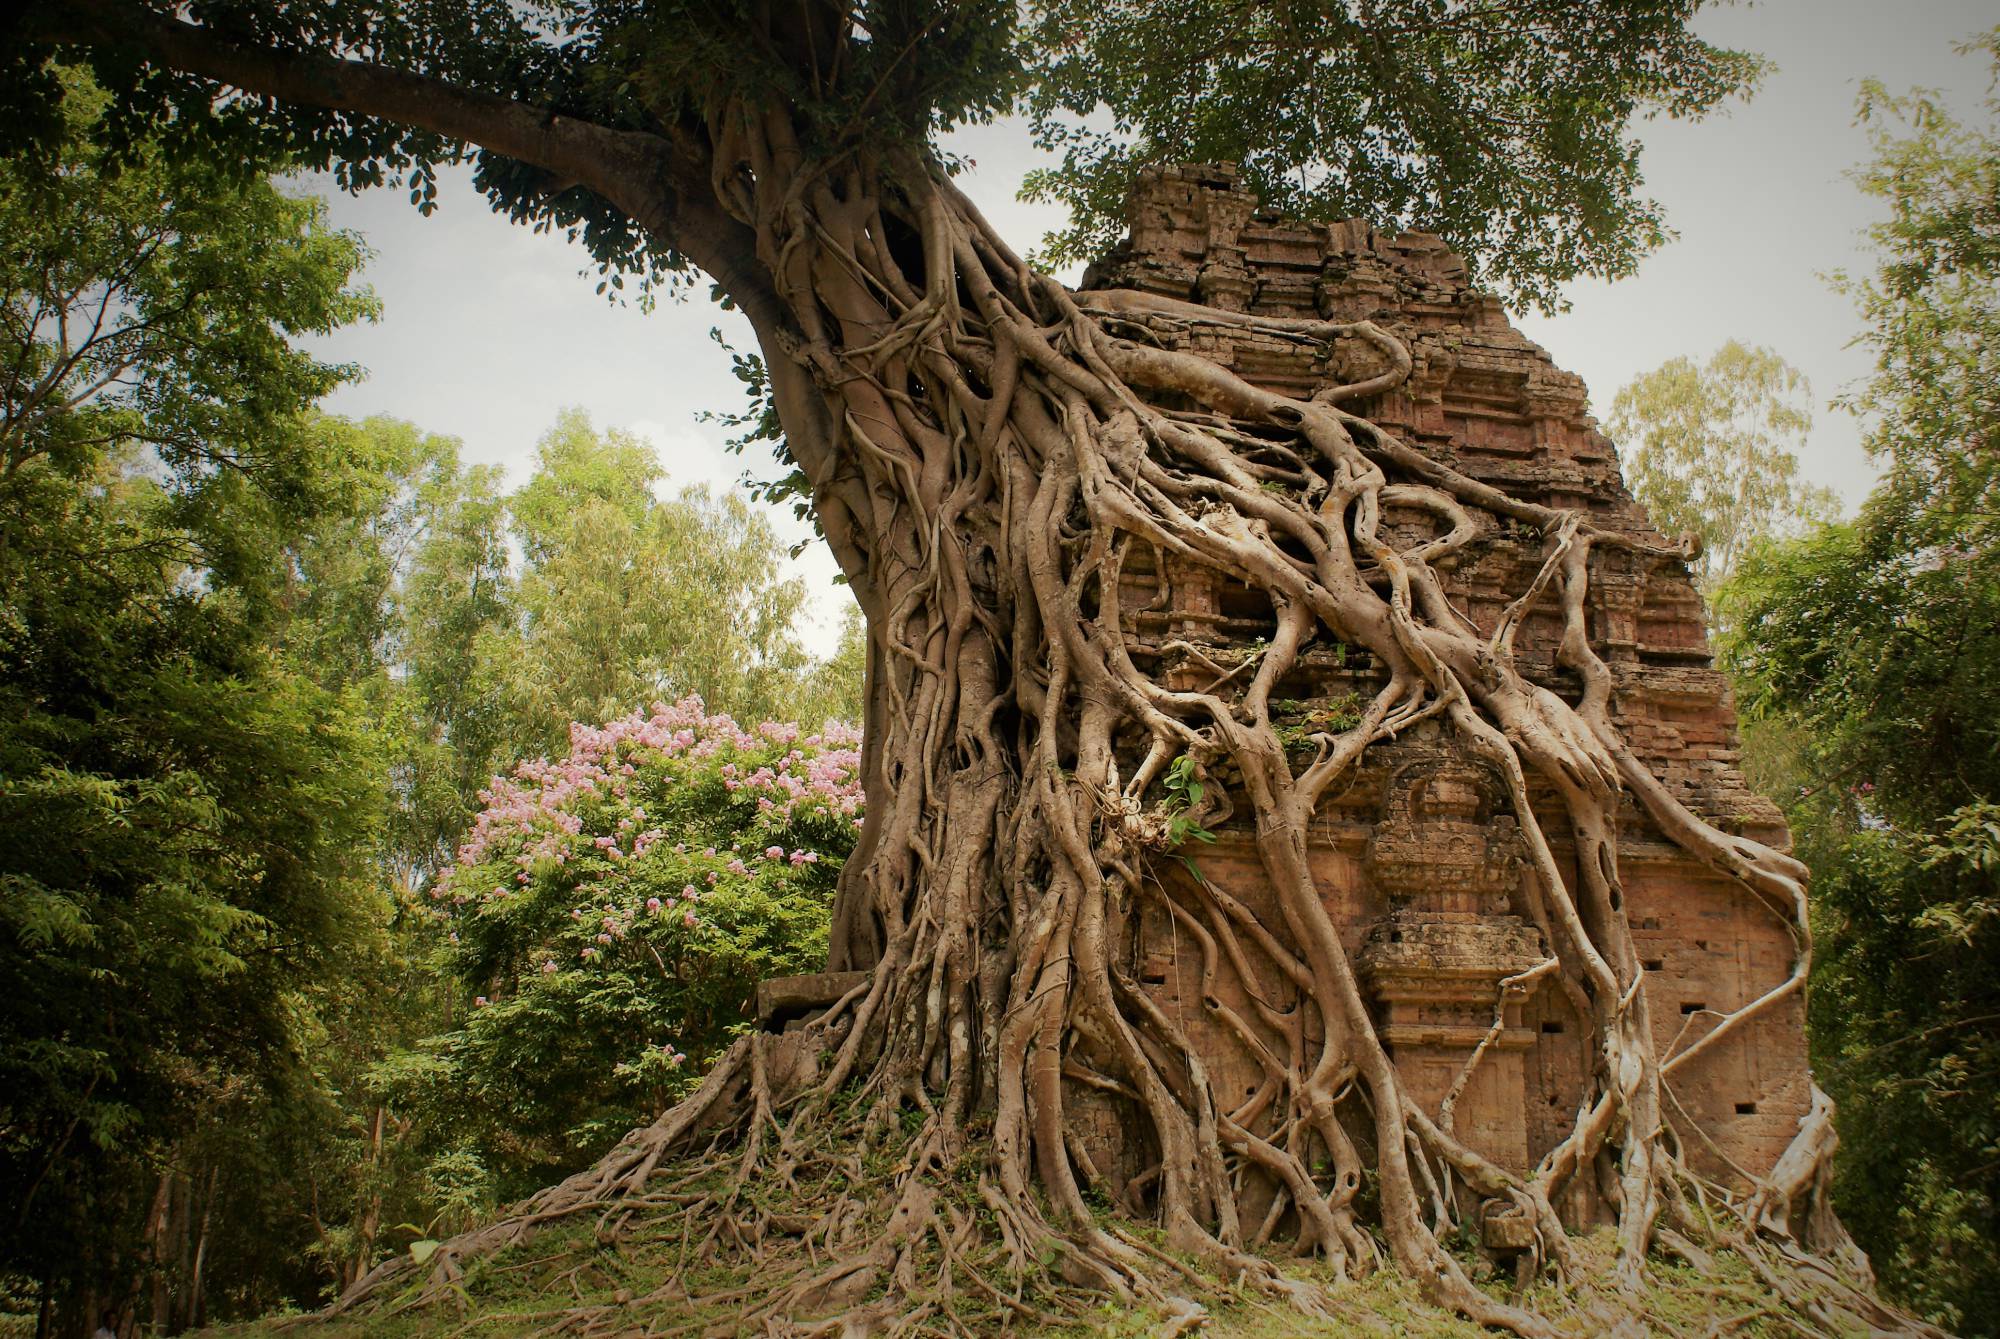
xmin=28 ymin=0 xmax=777 ymax=314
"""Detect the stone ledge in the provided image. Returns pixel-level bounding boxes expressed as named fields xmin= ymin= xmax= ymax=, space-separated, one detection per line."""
xmin=756 ymin=970 xmax=871 ymax=1031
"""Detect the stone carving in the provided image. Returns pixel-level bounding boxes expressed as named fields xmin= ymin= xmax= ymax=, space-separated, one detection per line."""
xmin=1363 ymin=756 xmax=1521 ymax=909
xmin=1358 ymin=756 xmax=1547 ymax=1174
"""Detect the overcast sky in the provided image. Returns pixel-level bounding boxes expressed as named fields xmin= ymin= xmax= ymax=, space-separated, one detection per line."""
xmin=301 ymin=0 xmax=1996 ymax=652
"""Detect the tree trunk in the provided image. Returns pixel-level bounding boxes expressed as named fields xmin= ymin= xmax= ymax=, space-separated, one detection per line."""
xmin=188 ymin=1164 xmax=216 ymax=1331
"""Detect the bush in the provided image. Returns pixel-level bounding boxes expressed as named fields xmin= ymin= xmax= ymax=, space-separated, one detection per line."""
xmin=390 ymin=697 xmax=862 ymax=1198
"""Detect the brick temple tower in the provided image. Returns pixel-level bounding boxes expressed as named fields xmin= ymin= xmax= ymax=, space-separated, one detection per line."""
xmin=1064 ymin=164 xmax=1810 ymax=1227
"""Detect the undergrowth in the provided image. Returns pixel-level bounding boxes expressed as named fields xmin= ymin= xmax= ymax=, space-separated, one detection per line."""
xmin=203 ymin=1226 xmax=1857 ymax=1338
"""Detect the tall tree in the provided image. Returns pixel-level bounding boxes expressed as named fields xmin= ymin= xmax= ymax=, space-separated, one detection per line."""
xmin=1606 ymin=341 xmax=1839 ymax=595
xmin=506 ymin=408 xmax=815 ymax=747
xmin=340 ymin=418 xmax=521 ymax=885
xmin=1720 ymin=35 xmax=2000 ymax=1334
xmin=0 ymin=70 xmax=381 ymax=1332
xmin=9 ymin=5 xmax=1883 ymax=1334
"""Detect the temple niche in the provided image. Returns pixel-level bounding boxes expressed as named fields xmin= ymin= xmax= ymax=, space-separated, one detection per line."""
xmin=1065 ymin=164 xmax=1810 ymax=1234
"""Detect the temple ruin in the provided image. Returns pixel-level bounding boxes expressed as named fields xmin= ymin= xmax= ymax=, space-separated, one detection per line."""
xmin=766 ymin=163 xmax=1809 ymax=1240
xmin=1075 ymin=164 xmax=1807 ymax=1230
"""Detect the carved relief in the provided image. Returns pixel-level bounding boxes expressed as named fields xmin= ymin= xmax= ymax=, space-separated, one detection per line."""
xmin=1356 ymin=756 xmax=1548 ymax=1170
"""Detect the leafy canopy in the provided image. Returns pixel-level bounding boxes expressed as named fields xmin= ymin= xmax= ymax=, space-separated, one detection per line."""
xmin=1024 ymin=0 xmax=1763 ymax=308
xmin=0 ymin=69 xmax=381 ymax=1309
xmin=12 ymin=0 xmax=1764 ymax=310
xmin=506 ymin=409 xmax=832 ymax=748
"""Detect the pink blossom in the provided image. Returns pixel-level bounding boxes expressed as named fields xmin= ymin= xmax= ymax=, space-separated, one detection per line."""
xmin=646 ymin=896 xmax=662 ymax=912
xmin=682 ymin=908 xmax=698 ymax=927
xmin=449 ymin=696 xmax=863 ymax=905
xmin=542 ymin=961 xmax=558 ymax=974
xmin=474 ymin=996 xmax=489 ymax=1007
xmin=765 ymin=846 xmax=785 ymax=860
xmin=597 ymin=932 xmax=614 ymax=944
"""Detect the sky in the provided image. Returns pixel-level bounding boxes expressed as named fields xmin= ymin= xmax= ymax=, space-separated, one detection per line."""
xmin=301 ymin=0 xmax=1996 ymax=653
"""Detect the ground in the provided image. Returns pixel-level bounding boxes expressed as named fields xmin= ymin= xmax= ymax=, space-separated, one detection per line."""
xmin=201 ymin=1224 xmax=1865 ymax=1339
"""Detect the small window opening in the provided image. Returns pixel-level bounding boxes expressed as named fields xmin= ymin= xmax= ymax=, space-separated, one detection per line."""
xmin=1694 ymin=940 xmax=1709 ymax=951
xmin=1735 ymin=1102 xmax=1758 ymax=1116
xmin=1140 ymin=965 xmax=1168 ymax=985
xmin=1388 ymin=930 xmax=1404 ymax=943
xmin=1681 ymin=1002 xmax=1707 ymax=1015
xmin=1540 ymin=1021 xmax=1565 ymax=1035
xmin=1643 ymin=959 xmax=1665 ymax=972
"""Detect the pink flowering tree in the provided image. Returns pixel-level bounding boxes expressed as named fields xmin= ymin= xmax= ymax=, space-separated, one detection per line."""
xmin=391 ymin=697 xmax=861 ymax=1196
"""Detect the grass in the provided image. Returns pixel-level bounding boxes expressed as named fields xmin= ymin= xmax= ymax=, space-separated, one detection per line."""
xmin=201 ymin=1223 xmax=1865 ymax=1339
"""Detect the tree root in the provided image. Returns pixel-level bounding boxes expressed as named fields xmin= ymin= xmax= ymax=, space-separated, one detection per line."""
xmin=335 ymin=128 xmax=1945 ymax=1337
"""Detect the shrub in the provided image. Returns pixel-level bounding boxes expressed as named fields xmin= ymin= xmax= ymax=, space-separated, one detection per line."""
xmin=392 ymin=697 xmax=862 ymax=1195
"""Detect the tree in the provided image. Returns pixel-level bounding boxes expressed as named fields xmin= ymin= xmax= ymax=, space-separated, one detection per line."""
xmin=1720 ymin=35 xmax=2000 ymax=1334
xmin=256 ymin=416 xmax=509 ymax=1305
xmin=0 ymin=70 xmax=383 ymax=1331
xmin=380 ymin=698 xmax=861 ymax=1207
xmin=10 ymin=5 xmax=1886 ymax=1334
xmin=507 ymin=410 xmax=817 ymax=748
xmin=1606 ymin=342 xmax=1839 ymax=595
xmin=794 ymin=603 xmax=869 ymax=729
xmin=366 ymin=421 xmax=520 ymax=885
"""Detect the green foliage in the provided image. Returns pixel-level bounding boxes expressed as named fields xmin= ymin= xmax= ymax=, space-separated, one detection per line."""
xmin=506 ymin=409 xmax=837 ymax=750
xmin=0 ymin=70 xmax=384 ymax=1324
xmin=1607 ymin=342 xmax=1840 ymax=595
xmin=1272 ymin=694 xmax=1364 ymax=750
xmin=1718 ymin=33 xmax=2000 ymax=1333
xmin=0 ymin=73 xmax=865 ymax=1328
xmin=387 ymin=702 xmax=861 ymax=1199
xmin=1022 ymin=0 xmax=1765 ymax=310
xmin=1158 ymin=754 xmax=1216 ymax=848
xmin=14 ymin=2 xmax=1759 ymax=316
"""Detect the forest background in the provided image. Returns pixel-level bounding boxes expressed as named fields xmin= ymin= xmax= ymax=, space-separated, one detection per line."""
xmin=0 ymin=2 xmax=1995 ymax=1337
